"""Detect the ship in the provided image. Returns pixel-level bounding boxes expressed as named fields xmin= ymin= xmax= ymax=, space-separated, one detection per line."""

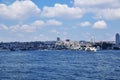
xmin=85 ymin=46 xmax=97 ymax=52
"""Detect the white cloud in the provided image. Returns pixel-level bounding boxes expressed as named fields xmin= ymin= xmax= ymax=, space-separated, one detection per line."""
xmin=0 ymin=24 xmax=8 ymax=30
xmin=50 ymin=29 xmax=60 ymax=34
xmin=10 ymin=24 xmax=36 ymax=32
xmin=0 ymin=0 xmax=40 ymax=20
xmin=10 ymin=20 xmax=45 ymax=32
xmin=46 ymin=19 xmax=62 ymax=26
xmin=93 ymin=20 xmax=107 ymax=29
xmin=74 ymin=0 xmax=120 ymax=20
xmin=78 ymin=21 xmax=91 ymax=27
xmin=32 ymin=20 xmax=45 ymax=27
xmin=2 ymin=19 xmax=62 ymax=33
xmin=96 ymin=8 xmax=120 ymax=20
xmin=41 ymin=4 xmax=83 ymax=19
xmin=74 ymin=0 xmax=120 ymax=8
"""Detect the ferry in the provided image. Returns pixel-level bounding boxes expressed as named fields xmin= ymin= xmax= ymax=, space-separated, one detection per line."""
xmin=85 ymin=47 xmax=97 ymax=52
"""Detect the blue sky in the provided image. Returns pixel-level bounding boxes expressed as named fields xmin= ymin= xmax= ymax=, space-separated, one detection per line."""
xmin=0 ymin=0 xmax=120 ymax=42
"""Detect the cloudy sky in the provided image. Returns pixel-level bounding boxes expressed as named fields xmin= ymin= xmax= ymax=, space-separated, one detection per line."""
xmin=0 ymin=0 xmax=120 ymax=42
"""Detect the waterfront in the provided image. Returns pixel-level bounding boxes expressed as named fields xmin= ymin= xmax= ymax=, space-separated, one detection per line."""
xmin=0 ymin=50 xmax=120 ymax=80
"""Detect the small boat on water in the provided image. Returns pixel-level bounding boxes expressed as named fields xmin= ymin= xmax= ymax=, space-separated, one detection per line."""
xmin=85 ymin=47 xmax=97 ymax=52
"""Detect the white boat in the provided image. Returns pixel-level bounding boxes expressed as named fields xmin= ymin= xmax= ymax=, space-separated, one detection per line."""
xmin=85 ymin=47 xmax=97 ymax=52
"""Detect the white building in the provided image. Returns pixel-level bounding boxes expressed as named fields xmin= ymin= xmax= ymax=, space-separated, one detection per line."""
xmin=55 ymin=40 xmax=81 ymax=50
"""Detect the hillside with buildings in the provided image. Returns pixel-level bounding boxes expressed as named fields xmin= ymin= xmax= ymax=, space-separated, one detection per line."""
xmin=0 ymin=35 xmax=118 ymax=51
xmin=0 ymin=33 xmax=119 ymax=51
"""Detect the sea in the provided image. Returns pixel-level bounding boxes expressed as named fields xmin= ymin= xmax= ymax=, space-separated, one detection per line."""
xmin=0 ymin=50 xmax=120 ymax=80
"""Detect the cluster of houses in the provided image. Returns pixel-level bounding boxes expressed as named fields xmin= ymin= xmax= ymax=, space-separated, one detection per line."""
xmin=0 ymin=40 xmax=81 ymax=51
xmin=0 ymin=41 xmax=55 ymax=51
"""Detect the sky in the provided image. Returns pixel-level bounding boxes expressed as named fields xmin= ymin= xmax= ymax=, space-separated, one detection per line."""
xmin=0 ymin=0 xmax=120 ymax=42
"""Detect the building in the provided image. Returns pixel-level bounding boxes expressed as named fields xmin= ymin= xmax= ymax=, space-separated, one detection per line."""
xmin=115 ymin=33 xmax=120 ymax=47
xmin=57 ymin=37 xmax=60 ymax=41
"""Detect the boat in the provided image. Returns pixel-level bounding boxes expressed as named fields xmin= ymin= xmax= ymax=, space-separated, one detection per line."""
xmin=85 ymin=46 xmax=97 ymax=52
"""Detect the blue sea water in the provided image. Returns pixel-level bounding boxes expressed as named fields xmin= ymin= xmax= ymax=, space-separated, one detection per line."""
xmin=0 ymin=50 xmax=120 ymax=80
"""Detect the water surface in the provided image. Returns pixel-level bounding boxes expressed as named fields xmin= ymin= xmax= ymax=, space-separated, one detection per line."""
xmin=0 ymin=50 xmax=120 ymax=80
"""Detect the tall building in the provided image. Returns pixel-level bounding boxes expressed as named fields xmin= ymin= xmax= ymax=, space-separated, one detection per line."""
xmin=115 ymin=33 xmax=120 ymax=47
xmin=57 ymin=37 xmax=60 ymax=41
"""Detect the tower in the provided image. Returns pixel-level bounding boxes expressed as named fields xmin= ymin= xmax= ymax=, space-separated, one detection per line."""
xmin=115 ymin=33 xmax=120 ymax=47
xmin=57 ymin=37 xmax=60 ymax=41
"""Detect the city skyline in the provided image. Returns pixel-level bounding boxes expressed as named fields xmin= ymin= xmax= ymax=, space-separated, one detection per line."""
xmin=0 ymin=0 xmax=120 ymax=42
